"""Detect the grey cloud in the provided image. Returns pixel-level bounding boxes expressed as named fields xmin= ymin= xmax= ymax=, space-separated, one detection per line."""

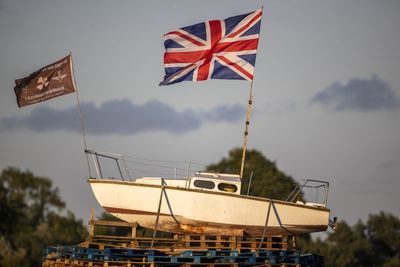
xmin=311 ymin=75 xmax=400 ymax=111
xmin=203 ymin=104 xmax=246 ymax=122
xmin=0 ymin=99 xmax=244 ymax=135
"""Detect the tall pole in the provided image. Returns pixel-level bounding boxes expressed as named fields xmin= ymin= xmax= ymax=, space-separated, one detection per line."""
xmin=240 ymin=81 xmax=254 ymax=178
xmin=239 ymin=6 xmax=264 ymax=179
xmin=70 ymin=52 xmax=92 ymax=178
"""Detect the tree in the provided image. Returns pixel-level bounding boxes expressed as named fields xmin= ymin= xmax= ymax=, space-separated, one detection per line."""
xmin=366 ymin=212 xmax=400 ymax=264
xmin=206 ymin=148 xmax=400 ymax=266
xmin=206 ymin=147 xmax=299 ymax=200
xmin=0 ymin=167 xmax=87 ymax=267
xmin=298 ymin=212 xmax=400 ymax=267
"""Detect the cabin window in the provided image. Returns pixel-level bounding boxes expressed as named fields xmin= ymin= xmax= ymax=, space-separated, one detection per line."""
xmin=193 ymin=180 xmax=215 ymax=189
xmin=218 ymin=183 xmax=238 ymax=193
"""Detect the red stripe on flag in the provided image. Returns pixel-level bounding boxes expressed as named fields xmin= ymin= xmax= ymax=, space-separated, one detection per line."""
xmin=197 ymin=61 xmax=211 ymax=80
xmin=226 ymin=11 xmax=262 ymax=38
xmin=166 ymin=31 xmax=206 ymax=47
xmin=217 ymin=55 xmax=253 ymax=80
xmin=196 ymin=20 xmax=223 ymax=80
xmin=164 ymin=50 xmax=208 ymax=64
xmin=209 ymin=20 xmax=222 ymax=46
xmin=214 ymin=39 xmax=259 ymax=53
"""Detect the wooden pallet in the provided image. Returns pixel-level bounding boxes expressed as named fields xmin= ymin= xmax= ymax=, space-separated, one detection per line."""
xmin=43 ymin=258 xmax=303 ymax=267
xmin=42 ymin=244 xmax=317 ymax=267
xmin=43 ymin=258 xmax=302 ymax=267
xmin=86 ymin=211 xmax=296 ymax=252
xmin=42 ymin=210 xmax=320 ymax=267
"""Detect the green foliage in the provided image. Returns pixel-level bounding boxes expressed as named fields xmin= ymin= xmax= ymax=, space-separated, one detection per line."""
xmin=0 ymin=167 xmax=87 ymax=267
xmin=206 ymin=147 xmax=298 ymax=200
xmin=298 ymin=212 xmax=400 ymax=267
xmin=366 ymin=212 xmax=400 ymax=262
xmin=207 ymin=148 xmax=400 ymax=266
xmin=0 ymin=236 xmax=27 ymax=267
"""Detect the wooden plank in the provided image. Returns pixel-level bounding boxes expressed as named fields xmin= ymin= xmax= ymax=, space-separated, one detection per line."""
xmin=86 ymin=218 xmax=296 ymax=252
xmin=92 ymin=220 xmax=137 ymax=228
xmin=200 ymin=235 xmax=206 ymax=249
xmin=216 ymin=235 xmax=221 ymax=248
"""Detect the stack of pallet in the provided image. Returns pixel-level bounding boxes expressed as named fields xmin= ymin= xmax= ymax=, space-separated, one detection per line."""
xmin=42 ymin=245 xmax=324 ymax=267
xmin=83 ymin=215 xmax=295 ymax=252
xmin=41 ymin=213 xmax=324 ymax=267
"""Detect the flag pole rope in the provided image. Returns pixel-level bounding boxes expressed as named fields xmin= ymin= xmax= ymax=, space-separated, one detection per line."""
xmin=69 ymin=51 xmax=92 ymax=178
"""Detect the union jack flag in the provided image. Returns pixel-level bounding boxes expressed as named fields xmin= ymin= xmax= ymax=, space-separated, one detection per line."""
xmin=160 ymin=9 xmax=262 ymax=86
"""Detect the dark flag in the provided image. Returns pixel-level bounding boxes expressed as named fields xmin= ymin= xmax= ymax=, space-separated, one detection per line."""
xmin=14 ymin=55 xmax=77 ymax=107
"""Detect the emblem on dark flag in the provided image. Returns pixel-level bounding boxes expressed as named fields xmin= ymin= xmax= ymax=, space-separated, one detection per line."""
xmin=14 ymin=55 xmax=77 ymax=107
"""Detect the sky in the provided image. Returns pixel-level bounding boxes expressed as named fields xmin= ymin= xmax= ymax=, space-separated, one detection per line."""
xmin=1 ymin=0 xmax=400 ymax=229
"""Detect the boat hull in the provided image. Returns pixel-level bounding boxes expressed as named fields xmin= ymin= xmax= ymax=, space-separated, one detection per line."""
xmin=89 ymin=179 xmax=329 ymax=236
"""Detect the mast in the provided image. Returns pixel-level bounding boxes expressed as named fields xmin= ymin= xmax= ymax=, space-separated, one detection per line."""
xmin=70 ymin=51 xmax=92 ymax=178
xmin=239 ymin=6 xmax=263 ymax=179
xmin=240 ymin=82 xmax=253 ymax=178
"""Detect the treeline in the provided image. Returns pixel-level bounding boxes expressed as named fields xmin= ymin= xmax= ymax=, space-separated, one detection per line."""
xmin=207 ymin=148 xmax=400 ymax=267
xmin=298 ymin=213 xmax=400 ymax=267
xmin=0 ymin=167 xmax=87 ymax=267
xmin=0 ymin=148 xmax=399 ymax=266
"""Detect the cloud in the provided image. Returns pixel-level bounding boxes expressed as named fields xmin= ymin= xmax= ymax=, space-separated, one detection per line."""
xmin=203 ymin=104 xmax=246 ymax=122
xmin=311 ymin=75 xmax=400 ymax=111
xmin=0 ymin=99 xmax=245 ymax=135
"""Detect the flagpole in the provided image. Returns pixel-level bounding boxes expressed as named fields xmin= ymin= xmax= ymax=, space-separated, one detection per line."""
xmin=240 ymin=81 xmax=253 ymax=178
xmin=69 ymin=52 xmax=92 ymax=178
xmin=239 ymin=6 xmax=264 ymax=179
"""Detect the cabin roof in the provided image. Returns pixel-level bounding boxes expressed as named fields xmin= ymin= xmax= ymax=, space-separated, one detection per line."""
xmin=134 ymin=172 xmax=241 ymax=184
xmin=194 ymin=171 xmax=241 ymax=183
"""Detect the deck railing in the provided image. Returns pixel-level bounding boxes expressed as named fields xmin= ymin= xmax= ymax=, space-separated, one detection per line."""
xmin=85 ymin=149 xmax=205 ymax=181
xmin=286 ymin=179 xmax=330 ymax=207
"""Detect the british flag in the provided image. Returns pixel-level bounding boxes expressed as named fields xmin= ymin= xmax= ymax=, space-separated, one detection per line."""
xmin=160 ymin=9 xmax=262 ymax=86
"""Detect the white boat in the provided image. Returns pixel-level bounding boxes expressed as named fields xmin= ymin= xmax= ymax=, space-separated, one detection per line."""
xmin=87 ymin=153 xmax=332 ymax=236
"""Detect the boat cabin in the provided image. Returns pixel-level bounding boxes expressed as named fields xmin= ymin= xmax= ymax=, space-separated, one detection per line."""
xmin=134 ymin=171 xmax=242 ymax=195
xmin=189 ymin=172 xmax=241 ymax=195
